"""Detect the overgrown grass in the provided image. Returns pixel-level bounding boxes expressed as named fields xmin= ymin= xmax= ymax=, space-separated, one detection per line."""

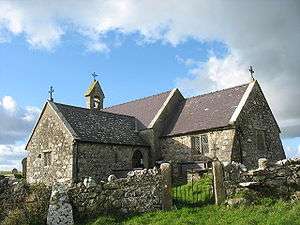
xmin=172 ymin=174 xmax=213 ymax=207
xmin=84 ymin=200 xmax=300 ymax=225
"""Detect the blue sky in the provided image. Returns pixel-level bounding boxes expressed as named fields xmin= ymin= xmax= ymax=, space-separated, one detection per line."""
xmin=0 ymin=0 xmax=299 ymax=170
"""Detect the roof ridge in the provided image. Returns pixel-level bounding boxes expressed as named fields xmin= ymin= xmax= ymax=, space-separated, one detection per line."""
xmin=104 ymin=89 xmax=173 ymax=109
xmin=186 ymin=82 xmax=250 ymax=100
xmin=53 ymin=102 xmax=138 ymax=120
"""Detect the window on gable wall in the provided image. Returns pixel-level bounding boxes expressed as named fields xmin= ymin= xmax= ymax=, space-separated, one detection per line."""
xmin=256 ymin=129 xmax=266 ymax=153
xmin=44 ymin=152 xmax=52 ymax=166
xmin=191 ymin=134 xmax=209 ymax=155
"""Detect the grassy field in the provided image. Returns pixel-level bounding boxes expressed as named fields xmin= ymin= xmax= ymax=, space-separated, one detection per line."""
xmin=85 ymin=200 xmax=300 ymax=225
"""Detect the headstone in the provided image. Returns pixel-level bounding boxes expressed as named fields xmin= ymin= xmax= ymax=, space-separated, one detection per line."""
xmin=212 ymin=159 xmax=226 ymax=205
xmin=47 ymin=183 xmax=74 ymax=225
xmin=160 ymin=163 xmax=172 ymax=210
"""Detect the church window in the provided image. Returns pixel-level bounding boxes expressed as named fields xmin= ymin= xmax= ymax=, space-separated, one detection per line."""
xmin=44 ymin=152 xmax=52 ymax=166
xmin=256 ymin=129 xmax=266 ymax=152
xmin=191 ymin=134 xmax=209 ymax=155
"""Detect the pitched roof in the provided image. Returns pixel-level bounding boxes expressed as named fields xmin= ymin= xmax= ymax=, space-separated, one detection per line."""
xmin=51 ymin=102 xmax=148 ymax=146
xmin=84 ymin=80 xmax=105 ymax=97
xmin=102 ymin=90 xmax=172 ymax=128
xmin=163 ymin=83 xmax=250 ymax=136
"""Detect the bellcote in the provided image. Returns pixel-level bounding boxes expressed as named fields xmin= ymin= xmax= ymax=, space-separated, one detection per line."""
xmin=84 ymin=80 xmax=105 ymax=109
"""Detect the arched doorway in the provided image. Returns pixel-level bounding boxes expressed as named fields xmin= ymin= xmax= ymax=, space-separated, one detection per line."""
xmin=132 ymin=150 xmax=144 ymax=169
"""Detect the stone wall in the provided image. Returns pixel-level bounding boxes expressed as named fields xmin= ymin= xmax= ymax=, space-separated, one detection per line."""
xmin=160 ymin=129 xmax=236 ymax=163
xmin=75 ymin=142 xmax=150 ymax=182
xmin=235 ymin=83 xmax=286 ymax=168
xmin=68 ymin=164 xmax=171 ymax=222
xmin=222 ymin=158 xmax=300 ymax=202
xmin=0 ymin=176 xmax=51 ymax=224
xmin=26 ymin=104 xmax=75 ymax=185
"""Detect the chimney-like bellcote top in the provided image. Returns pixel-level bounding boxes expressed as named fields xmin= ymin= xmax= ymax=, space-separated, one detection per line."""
xmin=85 ymin=80 xmax=105 ymax=109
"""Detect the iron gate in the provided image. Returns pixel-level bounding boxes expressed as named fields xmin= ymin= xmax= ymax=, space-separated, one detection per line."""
xmin=172 ymin=168 xmax=214 ymax=207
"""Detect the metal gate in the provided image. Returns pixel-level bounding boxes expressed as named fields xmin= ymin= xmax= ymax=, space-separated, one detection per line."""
xmin=172 ymin=168 xmax=214 ymax=207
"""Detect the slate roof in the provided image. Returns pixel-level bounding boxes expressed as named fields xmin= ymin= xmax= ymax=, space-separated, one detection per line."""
xmin=163 ymin=84 xmax=249 ymax=136
xmin=51 ymin=102 xmax=148 ymax=146
xmin=103 ymin=90 xmax=172 ymax=128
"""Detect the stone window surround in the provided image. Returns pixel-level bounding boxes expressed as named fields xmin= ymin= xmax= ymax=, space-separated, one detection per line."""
xmin=190 ymin=134 xmax=209 ymax=155
xmin=42 ymin=150 xmax=52 ymax=167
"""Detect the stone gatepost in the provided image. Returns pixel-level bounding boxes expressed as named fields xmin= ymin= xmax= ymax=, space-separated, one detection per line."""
xmin=212 ymin=159 xmax=226 ymax=205
xmin=47 ymin=183 xmax=74 ymax=225
xmin=160 ymin=163 xmax=172 ymax=210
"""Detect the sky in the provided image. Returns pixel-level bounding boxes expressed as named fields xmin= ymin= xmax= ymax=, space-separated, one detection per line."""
xmin=0 ymin=0 xmax=299 ymax=170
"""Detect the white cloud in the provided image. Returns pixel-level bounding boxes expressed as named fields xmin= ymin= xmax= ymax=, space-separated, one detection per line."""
xmin=0 ymin=144 xmax=27 ymax=170
xmin=0 ymin=0 xmax=299 ymax=137
xmin=0 ymin=96 xmax=40 ymax=144
xmin=1 ymin=96 xmax=17 ymax=112
xmin=176 ymin=53 xmax=250 ymax=96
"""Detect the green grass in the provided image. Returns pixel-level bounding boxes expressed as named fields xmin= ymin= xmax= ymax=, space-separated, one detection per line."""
xmin=172 ymin=174 xmax=213 ymax=207
xmin=84 ymin=200 xmax=300 ymax=225
xmin=0 ymin=171 xmax=12 ymax=176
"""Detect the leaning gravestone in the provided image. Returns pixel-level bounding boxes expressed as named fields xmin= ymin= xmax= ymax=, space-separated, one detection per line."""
xmin=47 ymin=183 xmax=74 ymax=225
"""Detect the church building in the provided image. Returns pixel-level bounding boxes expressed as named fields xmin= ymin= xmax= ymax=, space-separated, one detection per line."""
xmin=25 ymin=78 xmax=286 ymax=185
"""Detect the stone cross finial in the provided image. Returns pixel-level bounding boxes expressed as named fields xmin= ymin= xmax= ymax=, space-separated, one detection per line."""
xmin=91 ymin=72 xmax=99 ymax=81
xmin=48 ymin=86 xmax=54 ymax=102
xmin=249 ymin=66 xmax=255 ymax=81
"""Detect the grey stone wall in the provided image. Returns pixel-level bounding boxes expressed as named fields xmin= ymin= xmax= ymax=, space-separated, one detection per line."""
xmin=160 ymin=129 xmax=236 ymax=163
xmin=69 ymin=166 xmax=168 ymax=221
xmin=222 ymin=158 xmax=300 ymax=202
xmin=160 ymin=129 xmax=236 ymax=183
xmin=26 ymin=104 xmax=75 ymax=185
xmin=76 ymin=142 xmax=150 ymax=182
xmin=235 ymin=83 xmax=286 ymax=168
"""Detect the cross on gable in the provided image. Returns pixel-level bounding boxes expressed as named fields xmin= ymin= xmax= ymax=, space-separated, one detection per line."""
xmin=249 ymin=66 xmax=255 ymax=81
xmin=49 ymin=86 xmax=54 ymax=102
xmin=91 ymin=72 xmax=100 ymax=81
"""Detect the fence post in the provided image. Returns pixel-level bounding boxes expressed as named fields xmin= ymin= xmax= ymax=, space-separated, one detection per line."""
xmin=212 ymin=159 xmax=226 ymax=205
xmin=160 ymin=163 xmax=173 ymax=210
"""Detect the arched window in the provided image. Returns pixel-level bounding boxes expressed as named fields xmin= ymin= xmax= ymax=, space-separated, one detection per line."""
xmin=132 ymin=150 xmax=144 ymax=168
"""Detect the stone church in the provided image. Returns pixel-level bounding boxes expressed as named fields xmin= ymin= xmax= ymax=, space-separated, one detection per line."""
xmin=25 ymin=79 xmax=286 ymax=185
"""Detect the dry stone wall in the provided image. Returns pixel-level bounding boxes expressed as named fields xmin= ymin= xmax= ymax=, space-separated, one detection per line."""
xmin=69 ymin=166 xmax=167 ymax=222
xmin=222 ymin=158 xmax=300 ymax=202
